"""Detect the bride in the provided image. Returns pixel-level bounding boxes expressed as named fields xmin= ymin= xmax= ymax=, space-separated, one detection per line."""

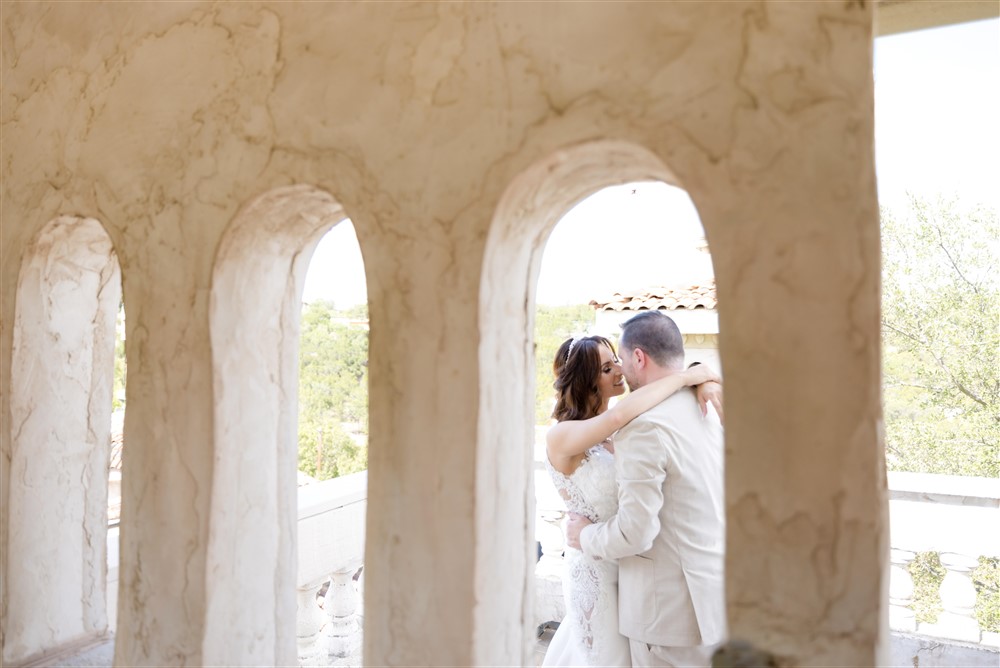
xmin=542 ymin=335 xmax=721 ymax=668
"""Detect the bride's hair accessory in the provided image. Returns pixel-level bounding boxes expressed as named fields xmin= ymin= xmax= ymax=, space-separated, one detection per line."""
xmin=566 ymin=336 xmax=581 ymax=362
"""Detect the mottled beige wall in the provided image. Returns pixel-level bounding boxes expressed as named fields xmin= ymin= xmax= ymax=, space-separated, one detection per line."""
xmin=1 ymin=2 xmax=885 ymax=666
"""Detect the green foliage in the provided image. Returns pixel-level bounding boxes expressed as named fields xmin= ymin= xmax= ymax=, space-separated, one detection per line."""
xmin=113 ymin=303 xmax=126 ymax=410
xmin=298 ymin=300 xmax=369 ymax=480
xmin=339 ymin=303 xmax=369 ymax=320
xmin=534 ymin=304 xmax=597 ymax=424
xmin=909 ymin=552 xmax=945 ymax=624
xmin=883 ymin=200 xmax=999 ymax=633
xmin=974 ymin=556 xmax=1000 ymax=633
xmin=297 ymin=421 xmax=368 ymax=481
xmin=881 ymin=198 xmax=999 ymax=477
xmin=908 ymin=553 xmax=1000 ymax=633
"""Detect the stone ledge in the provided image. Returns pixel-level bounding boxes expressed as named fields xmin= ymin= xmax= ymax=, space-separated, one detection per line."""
xmin=890 ymin=632 xmax=1000 ymax=668
xmin=16 ymin=634 xmax=114 ymax=668
xmin=888 ymin=471 xmax=1000 ymax=508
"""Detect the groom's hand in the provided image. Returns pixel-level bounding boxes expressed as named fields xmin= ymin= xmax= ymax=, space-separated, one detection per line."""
xmin=565 ymin=512 xmax=593 ymax=550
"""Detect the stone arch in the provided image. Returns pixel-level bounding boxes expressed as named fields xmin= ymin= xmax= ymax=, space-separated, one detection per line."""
xmin=476 ymin=140 xmax=708 ymax=663
xmin=205 ymin=184 xmax=362 ymax=665
xmin=5 ymin=216 xmax=121 ymax=664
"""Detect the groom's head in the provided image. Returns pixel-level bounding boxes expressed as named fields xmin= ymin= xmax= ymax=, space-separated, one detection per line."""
xmin=618 ymin=311 xmax=685 ymax=389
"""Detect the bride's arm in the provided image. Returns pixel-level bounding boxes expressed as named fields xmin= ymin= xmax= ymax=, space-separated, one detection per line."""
xmin=546 ymin=364 xmax=720 ymax=459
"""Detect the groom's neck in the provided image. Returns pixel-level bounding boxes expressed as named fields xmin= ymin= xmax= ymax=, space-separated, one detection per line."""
xmin=644 ymin=358 xmax=684 ymax=384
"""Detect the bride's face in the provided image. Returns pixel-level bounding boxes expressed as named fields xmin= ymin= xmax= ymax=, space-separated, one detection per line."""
xmin=596 ymin=344 xmax=626 ymax=402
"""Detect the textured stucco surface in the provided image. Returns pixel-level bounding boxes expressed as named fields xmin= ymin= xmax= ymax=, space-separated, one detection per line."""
xmin=2 ymin=2 xmax=885 ymax=666
xmin=5 ymin=218 xmax=119 ymax=664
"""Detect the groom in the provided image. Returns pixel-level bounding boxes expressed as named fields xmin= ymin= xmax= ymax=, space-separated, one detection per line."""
xmin=565 ymin=311 xmax=725 ymax=668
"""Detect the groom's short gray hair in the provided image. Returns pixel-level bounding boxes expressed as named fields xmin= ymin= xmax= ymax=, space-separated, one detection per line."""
xmin=619 ymin=311 xmax=685 ymax=369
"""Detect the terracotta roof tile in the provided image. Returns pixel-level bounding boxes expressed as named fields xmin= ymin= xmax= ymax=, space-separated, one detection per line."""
xmin=589 ymin=282 xmax=717 ymax=312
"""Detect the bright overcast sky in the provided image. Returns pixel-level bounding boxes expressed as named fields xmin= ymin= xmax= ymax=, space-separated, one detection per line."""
xmin=303 ymin=18 xmax=999 ymax=308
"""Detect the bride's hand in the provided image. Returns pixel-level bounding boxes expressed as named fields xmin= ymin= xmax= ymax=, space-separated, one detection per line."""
xmin=695 ymin=381 xmax=724 ymax=424
xmin=682 ymin=363 xmax=720 ymax=387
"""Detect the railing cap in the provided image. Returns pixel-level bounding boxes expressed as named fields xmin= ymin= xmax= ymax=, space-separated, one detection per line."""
xmin=298 ymin=470 xmax=368 ymax=519
xmin=888 ymin=471 xmax=1000 ymax=508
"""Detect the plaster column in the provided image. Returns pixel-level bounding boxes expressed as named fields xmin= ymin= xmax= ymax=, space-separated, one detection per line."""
xmin=705 ymin=3 xmax=889 ymax=665
xmin=204 ymin=186 xmax=341 ymax=667
xmin=363 ymin=212 xmax=505 ymax=667
xmin=113 ymin=243 xmax=216 ymax=666
xmin=4 ymin=217 xmax=120 ymax=665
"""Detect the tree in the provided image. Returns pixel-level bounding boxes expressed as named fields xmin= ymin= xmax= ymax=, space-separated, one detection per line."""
xmin=881 ymin=197 xmax=999 ymax=477
xmin=297 ymin=420 xmax=368 ymax=481
xmin=113 ymin=303 xmax=126 ymax=411
xmin=298 ymin=300 xmax=369 ymax=480
xmin=534 ymin=304 xmax=597 ymax=424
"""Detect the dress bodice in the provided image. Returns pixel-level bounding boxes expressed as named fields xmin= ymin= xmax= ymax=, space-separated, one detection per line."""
xmin=545 ymin=441 xmax=619 ymax=522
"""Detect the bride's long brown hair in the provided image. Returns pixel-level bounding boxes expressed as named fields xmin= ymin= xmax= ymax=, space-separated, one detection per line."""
xmin=551 ymin=335 xmax=617 ymax=422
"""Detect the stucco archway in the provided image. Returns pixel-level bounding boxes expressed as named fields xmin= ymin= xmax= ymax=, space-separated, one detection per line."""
xmin=477 ymin=140 xmax=701 ymax=663
xmin=5 ymin=216 xmax=121 ymax=665
xmin=205 ymin=184 xmax=363 ymax=665
xmin=481 ymin=122 xmax=887 ymax=664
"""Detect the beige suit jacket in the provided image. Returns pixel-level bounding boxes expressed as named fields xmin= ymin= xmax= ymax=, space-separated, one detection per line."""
xmin=580 ymin=388 xmax=725 ymax=648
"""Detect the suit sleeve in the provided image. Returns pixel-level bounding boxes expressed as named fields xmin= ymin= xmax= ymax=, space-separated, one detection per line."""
xmin=580 ymin=419 xmax=668 ymax=561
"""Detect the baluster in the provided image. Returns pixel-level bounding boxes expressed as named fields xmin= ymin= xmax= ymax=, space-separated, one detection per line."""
xmin=297 ymin=583 xmax=326 ymax=666
xmin=324 ymin=567 xmax=362 ymax=661
xmin=889 ymin=549 xmax=917 ymax=632
xmin=537 ymin=510 xmax=567 ymax=575
xmin=355 ymin=566 xmax=365 ymax=622
xmin=535 ymin=509 xmax=567 ymax=625
xmin=933 ymin=552 xmax=981 ymax=643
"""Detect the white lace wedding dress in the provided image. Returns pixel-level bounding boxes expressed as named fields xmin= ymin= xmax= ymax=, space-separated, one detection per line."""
xmin=543 ymin=441 xmax=631 ymax=668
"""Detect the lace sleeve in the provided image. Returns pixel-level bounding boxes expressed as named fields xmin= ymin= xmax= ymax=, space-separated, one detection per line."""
xmin=544 ymin=452 xmax=599 ymax=522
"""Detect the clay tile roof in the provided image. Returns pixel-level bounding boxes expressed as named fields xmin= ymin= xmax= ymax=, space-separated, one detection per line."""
xmin=589 ymin=281 xmax=717 ymax=312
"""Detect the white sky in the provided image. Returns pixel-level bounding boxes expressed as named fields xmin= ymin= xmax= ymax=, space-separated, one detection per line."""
xmin=302 ymin=18 xmax=999 ymax=308
xmin=534 ymin=183 xmax=713 ymax=305
xmin=302 ymin=221 xmax=367 ymax=308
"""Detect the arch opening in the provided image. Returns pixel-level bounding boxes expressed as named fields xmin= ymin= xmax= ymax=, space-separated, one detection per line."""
xmin=531 ymin=180 xmax=721 ymax=647
xmin=477 ymin=140 xmax=723 ymax=664
xmin=206 ymin=184 xmax=369 ymax=667
xmin=6 ymin=216 xmax=121 ymax=665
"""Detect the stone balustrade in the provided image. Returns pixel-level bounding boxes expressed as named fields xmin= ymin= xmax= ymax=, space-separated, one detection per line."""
xmin=101 ymin=472 xmax=368 ymax=668
xmin=887 ymin=471 xmax=1000 ymax=648
xmin=535 ymin=462 xmax=568 ymax=633
xmin=533 ymin=465 xmax=1000 ymax=658
xmin=296 ymin=471 xmax=367 ymax=667
xmin=104 ymin=463 xmax=997 ymax=666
